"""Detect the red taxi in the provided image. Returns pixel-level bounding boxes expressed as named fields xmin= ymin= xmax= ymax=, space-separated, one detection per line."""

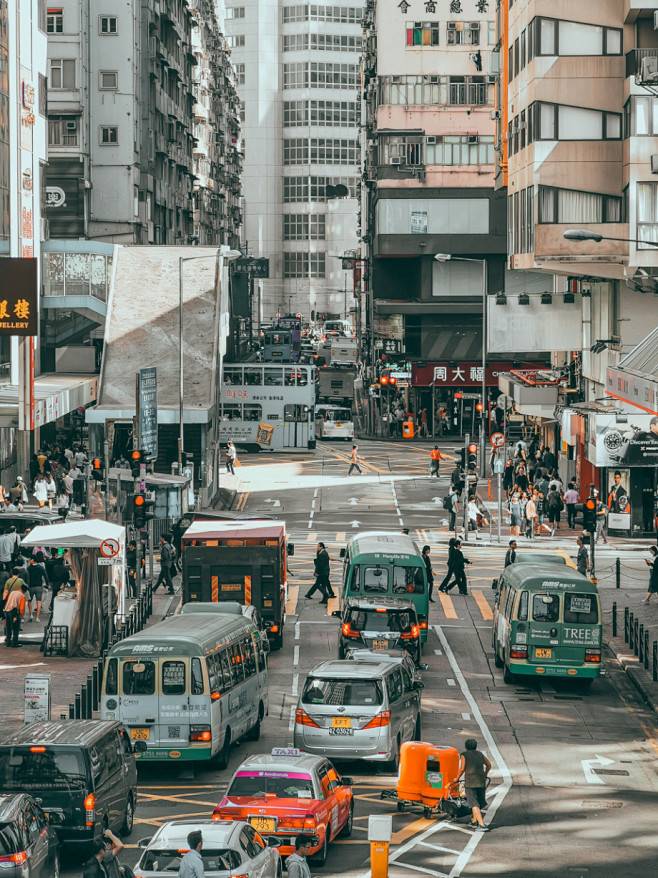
xmin=212 ymin=748 xmax=354 ymax=866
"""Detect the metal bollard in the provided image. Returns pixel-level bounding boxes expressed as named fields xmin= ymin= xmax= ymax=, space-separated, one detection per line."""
xmin=69 ymin=703 xmax=74 ymax=719
xmin=615 ymin=557 xmax=621 ymax=589
xmin=634 ymin=618 xmax=639 ymax=656
xmin=624 ymin=607 xmax=629 ymax=642
xmin=629 ymin=612 xmax=634 ymax=649
xmin=639 ymin=624 xmax=644 ymax=662
xmin=87 ymin=676 xmax=93 ymax=717
xmin=92 ymin=668 xmax=99 ymax=712
xmin=644 ymin=631 xmax=650 ymax=671
xmin=75 ymin=692 xmax=81 ymax=719
xmin=612 ymin=601 xmax=617 ymax=638
xmin=654 ymin=642 xmax=658 ymax=683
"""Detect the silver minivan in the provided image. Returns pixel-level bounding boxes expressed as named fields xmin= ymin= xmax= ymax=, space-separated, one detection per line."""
xmin=293 ymin=659 xmax=422 ymax=770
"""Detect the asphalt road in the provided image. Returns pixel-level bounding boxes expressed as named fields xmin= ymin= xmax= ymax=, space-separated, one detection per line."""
xmin=64 ymin=440 xmax=658 ymax=877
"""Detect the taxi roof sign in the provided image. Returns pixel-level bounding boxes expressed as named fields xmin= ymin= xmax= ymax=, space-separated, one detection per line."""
xmin=271 ymin=747 xmax=302 ymax=757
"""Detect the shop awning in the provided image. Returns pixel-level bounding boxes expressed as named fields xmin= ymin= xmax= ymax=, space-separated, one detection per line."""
xmin=21 ymin=519 xmax=125 ymax=550
xmin=605 ymin=326 xmax=658 ymax=415
xmin=0 ymin=373 xmax=98 ymax=429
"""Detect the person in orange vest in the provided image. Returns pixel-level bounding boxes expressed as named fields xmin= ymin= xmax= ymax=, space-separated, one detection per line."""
xmin=348 ymin=444 xmax=363 ymax=475
xmin=430 ymin=445 xmax=442 ymax=477
xmin=4 ymin=582 xmax=28 ymax=648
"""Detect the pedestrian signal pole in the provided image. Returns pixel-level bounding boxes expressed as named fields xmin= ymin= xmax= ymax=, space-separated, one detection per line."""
xmin=463 ymin=433 xmax=470 ymax=542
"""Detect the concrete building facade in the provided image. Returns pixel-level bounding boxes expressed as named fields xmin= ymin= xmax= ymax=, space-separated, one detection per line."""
xmin=224 ymin=0 xmax=362 ymax=323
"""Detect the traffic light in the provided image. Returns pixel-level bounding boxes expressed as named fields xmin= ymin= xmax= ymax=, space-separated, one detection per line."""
xmin=380 ymin=374 xmax=389 ymax=385
xmin=458 ymin=448 xmax=466 ymax=467
xmin=475 ymin=402 xmax=484 ymax=412
xmin=132 ymin=493 xmax=155 ymax=529
xmin=91 ymin=458 xmax=103 ymax=481
xmin=468 ymin=443 xmax=478 ymax=470
xmin=583 ymin=496 xmax=597 ymax=533
xmin=130 ymin=448 xmax=147 ymax=478
xmin=389 ymin=376 xmax=397 ymax=386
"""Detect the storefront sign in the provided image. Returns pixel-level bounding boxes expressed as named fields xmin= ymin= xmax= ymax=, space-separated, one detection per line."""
xmin=588 ymin=414 xmax=658 ymax=467
xmin=24 ymin=675 xmax=51 ymax=724
xmin=0 ymin=258 xmax=38 ymax=336
xmin=412 ymin=361 xmax=542 ymax=388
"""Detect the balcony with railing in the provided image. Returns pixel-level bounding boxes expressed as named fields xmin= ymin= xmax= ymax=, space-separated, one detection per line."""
xmin=626 ymin=48 xmax=658 ymax=85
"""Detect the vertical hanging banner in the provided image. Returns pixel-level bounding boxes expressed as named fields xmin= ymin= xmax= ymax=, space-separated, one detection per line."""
xmin=138 ymin=367 xmax=158 ymax=460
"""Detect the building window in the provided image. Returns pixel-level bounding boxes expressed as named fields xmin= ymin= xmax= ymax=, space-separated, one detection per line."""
xmin=449 ymin=76 xmax=487 ymax=105
xmin=446 ymin=22 xmax=479 ymax=45
xmin=311 ymin=62 xmax=358 ymax=89
xmin=283 ymin=100 xmax=357 ymax=128
xmin=637 ymin=183 xmax=658 ymax=248
xmin=47 ymin=8 xmax=63 ymax=33
xmin=235 ymin=63 xmax=245 ymax=85
xmin=406 ymin=22 xmax=439 ymax=47
xmin=532 ymin=102 xmax=621 ymax=141
xmin=100 ymin=125 xmax=118 ymax=144
xmin=48 ymin=115 xmax=78 ymax=146
xmin=283 ymin=252 xmax=326 ymax=278
xmin=283 ymin=5 xmax=363 ymax=23
xmin=283 ymin=176 xmax=357 ymax=201
xmin=99 ymin=15 xmax=117 ymax=34
xmin=283 ymin=214 xmax=326 ymax=240
xmin=226 ymin=6 xmax=245 ymax=18
xmin=99 ymin=71 xmax=118 ymax=90
xmin=625 ymin=96 xmax=658 ymax=136
xmin=529 ymin=17 xmax=622 ymax=57
xmin=379 ymin=135 xmax=424 ymax=166
xmin=49 ymin=59 xmax=76 ymax=89
xmin=227 ymin=35 xmax=245 ymax=48
xmin=425 ymin=134 xmax=495 ymax=165
xmin=508 ymin=186 xmax=535 ymax=255
xmin=283 ymin=33 xmax=362 ymax=52
xmin=488 ymin=21 xmax=496 ymax=45
xmin=538 ymin=186 xmax=622 ymax=224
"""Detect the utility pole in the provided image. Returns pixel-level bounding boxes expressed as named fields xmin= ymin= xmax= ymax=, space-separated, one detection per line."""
xmin=463 ymin=433 xmax=470 ymax=542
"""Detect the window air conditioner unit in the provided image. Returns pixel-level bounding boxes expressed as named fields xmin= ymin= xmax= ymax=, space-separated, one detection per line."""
xmin=640 ymin=55 xmax=658 ymax=83
xmin=426 ymin=135 xmax=436 ymax=144
xmin=651 ymin=154 xmax=658 ymax=174
xmin=390 ymin=156 xmax=402 ymax=165
xmin=486 ymin=75 xmax=497 ymax=84
xmin=66 ymin=121 xmax=77 ymax=131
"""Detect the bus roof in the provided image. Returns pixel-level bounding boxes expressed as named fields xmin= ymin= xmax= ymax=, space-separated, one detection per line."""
xmin=347 ymin=531 xmax=421 ymax=560
xmin=502 ymin=563 xmax=596 ymax=592
xmin=107 ymin=612 xmax=255 ymax=657
xmin=182 ymin=520 xmax=285 ymax=542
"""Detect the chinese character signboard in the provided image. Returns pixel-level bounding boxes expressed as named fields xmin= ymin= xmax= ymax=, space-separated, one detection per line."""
xmin=0 ymin=258 xmax=38 ymax=336
xmin=24 ymin=675 xmax=51 ymax=724
xmin=233 ymin=257 xmax=270 ymax=278
xmin=411 ymin=361 xmax=545 ymax=387
xmin=138 ymin=367 xmax=158 ymax=460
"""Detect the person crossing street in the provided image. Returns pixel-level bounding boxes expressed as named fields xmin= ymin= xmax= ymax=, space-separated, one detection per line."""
xmin=305 ymin=542 xmax=335 ymax=603
xmin=348 ymin=444 xmax=363 ymax=475
xmin=430 ymin=445 xmax=442 ymax=477
xmin=155 ymin=535 xmax=175 ymax=594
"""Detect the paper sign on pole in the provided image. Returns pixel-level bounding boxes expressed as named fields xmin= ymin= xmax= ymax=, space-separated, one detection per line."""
xmin=24 ymin=674 xmax=51 ymax=724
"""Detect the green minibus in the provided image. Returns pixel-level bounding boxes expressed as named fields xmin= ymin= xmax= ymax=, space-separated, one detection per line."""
xmin=340 ymin=531 xmax=429 ymax=642
xmin=492 ymin=563 xmax=602 ymax=686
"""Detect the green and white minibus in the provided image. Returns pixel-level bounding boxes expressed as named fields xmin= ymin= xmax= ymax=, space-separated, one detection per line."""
xmin=340 ymin=531 xmax=429 ymax=642
xmin=492 ymin=563 xmax=602 ymax=686
xmin=101 ymin=613 xmax=268 ymax=765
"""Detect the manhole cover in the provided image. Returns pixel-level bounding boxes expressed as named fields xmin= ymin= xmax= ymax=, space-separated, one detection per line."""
xmin=580 ymin=800 xmax=624 ymax=809
xmin=593 ymin=769 xmax=630 ymax=776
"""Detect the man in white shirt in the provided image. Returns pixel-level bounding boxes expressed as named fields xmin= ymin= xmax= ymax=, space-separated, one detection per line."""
xmin=179 ymin=830 xmax=205 ymax=878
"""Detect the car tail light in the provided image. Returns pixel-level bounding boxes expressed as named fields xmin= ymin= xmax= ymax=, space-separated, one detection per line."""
xmin=0 ymin=852 xmax=28 ymax=864
xmin=341 ymin=622 xmax=360 ymax=639
xmin=29 ymin=746 xmax=46 ymax=753
xmin=279 ymin=816 xmax=306 ymax=829
xmin=211 ymin=692 xmax=221 ymax=700
xmin=296 ymin=709 xmax=319 ymax=727
xmin=401 ymin=625 xmax=420 ymax=640
xmin=585 ymin=649 xmax=601 ymax=663
xmin=303 ymin=815 xmax=317 ymax=830
xmin=510 ymin=645 xmax=527 ymax=659
xmin=419 ymin=621 xmax=428 ymax=630
xmin=363 ymin=710 xmax=390 ymax=729
xmin=190 ymin=725 xmax=212 ymax=742
xmin=84 ymin=793 xmax=95 ymax=827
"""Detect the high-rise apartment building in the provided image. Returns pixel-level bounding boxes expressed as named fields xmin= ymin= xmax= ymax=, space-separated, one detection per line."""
xmin=224 ymin=0 xmax=362 ymax=323
xmin=497 ymin=0 xmax=658 ymax=536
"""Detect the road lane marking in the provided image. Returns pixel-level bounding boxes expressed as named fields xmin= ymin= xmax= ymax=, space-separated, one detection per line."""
xmin=285 ymin=586 xmax=299 ymax=617
xmin=306 ymin=532 xmax=317 ymax=541
xmin=314 ymin=488 xmax=319 ymax=498
xmin=336 ymin=531 xmax=346 ymax=542
xmin=472 ymin=590 xmax=493 ymax=620
xmin=292 ymin=673 xmax=299 ymax=696
xmin=327 ymin=596 xmax=339 ymax=616
xmin=293 ymin=645 xmax=300 ymax=666
xmin=438 ymin=593 xmax=458 ymax=619
xmin=288 ymin=705 xmax=295 ymax=731
xmin=295 ymin=621 xmax=300 ymax=640
xmin=434 ymin=649 xmax=443 ymax=656
xmin=581 ymin=754 xmax=615 ymax=784
xmin=461 ymin=713 xmax=471 ymax=721
xmin=447 ymin=679 xmax=456 ymax=686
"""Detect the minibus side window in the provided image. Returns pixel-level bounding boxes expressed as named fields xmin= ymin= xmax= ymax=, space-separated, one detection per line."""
xmin=349 ymin=565 xmax=360 ymax=592
xmin=504 ymin=587 xmax=515 ymax=620
xmin=105 ymin=658 xmax=117 ymax=695
xmin=532 ymin=593 xmax=560 ymax=622
xmin=242 ymin=636 xmax=257 ymax=678
xmin=230 ymin=643 xmax=245 ymax=684
xmin=220 ymin=650 xmax=234 ymax=692
xmin=517 ymin=591 xmax=528 ymax=621
xmin=191 ymin=657 xmax=204 ymax=695
xmin=392 ymin=565 xmax=425 ymax=594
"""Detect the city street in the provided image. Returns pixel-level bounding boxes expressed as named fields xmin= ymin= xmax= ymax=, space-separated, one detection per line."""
xmin=59 ymin=440 xmax=658 ymax=878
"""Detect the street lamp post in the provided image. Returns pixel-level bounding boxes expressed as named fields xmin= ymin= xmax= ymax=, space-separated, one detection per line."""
xmin=434 ymin=254 xmax=488 ymax=478
xmin=563 ymin=228 xmax=658 ymax=248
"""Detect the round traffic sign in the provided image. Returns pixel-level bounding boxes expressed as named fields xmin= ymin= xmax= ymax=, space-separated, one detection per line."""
xmin=99 ymin=538 xmax=120 ymax=559
xmin=490 ymin=432 xmax=505 ymax=448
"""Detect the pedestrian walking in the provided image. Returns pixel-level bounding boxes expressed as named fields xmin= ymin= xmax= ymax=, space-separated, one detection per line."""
xmin=467 ymin=497 xmax=480 ymax=538
xmin=422 ymin=545 xmax=434 ymax=602
xmin=305 ymin=542 xmax=334 ymax=603
xmin=594 ymin=493 xmax=608 ymax=544
xmin=546 ymin=486 xmax=563 ymax=534
xmin=286 ymin=835 xmax=314 ymax=878
xmin=441 ymin=539 xmax=470 ymax=595
xmin=576 ymin=536 xmax=589 ymax=577
xmin=100 ymin=829 xmax=125 ymax=878
xmin=564 ymin=482 xmax=579 ymax=529
xmin=420 ymin=408 xmax=428 ymax=438
xmin=82 ymin=842 xmax=109 ymax=878
xmin=226 ymin=440 xmax=237 ymax=475
xmin=449 ymin=487 xmax=460 ymax=532
xmin=179 ymin=830 xmax=205 ymax=878
xmin=4 ymin=582 xmax=28 ymax=647
xmin=508 ymin=493 xmax=522 ymax=538
xmin=504 ymin=539 xmax=517 ymax=567
xmin=524 ymin=494 xmax=536 ymax=539
xmin=429 ymin=445 xmax=441 ymax=477
xmin=438 ymin=538 xmax=457 ymax=592
xmin=348 ymin=444 xmax=363 ymax=475
xmin=27 ymin=558 xmax=48 ymax=623
xmin=8 ymin=477 xmax=26 ymax=510
xmin=155 ymin=535 xmax=174 ymax=594
xmin=459 ymin=738 xmax=491 ymax=831
xmin=33 ymin=474 xmax=48 ymax=508
xmin=642 ymin=546 xmax=658 ymax=604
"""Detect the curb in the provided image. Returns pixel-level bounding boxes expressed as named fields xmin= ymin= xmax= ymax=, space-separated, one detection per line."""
xmin=606 ymin=635 xmax=658 ymax=718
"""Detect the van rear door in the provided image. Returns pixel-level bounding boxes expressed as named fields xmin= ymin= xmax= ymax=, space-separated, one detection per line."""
xmin=119 ymin=657 xmax=161 ymax=750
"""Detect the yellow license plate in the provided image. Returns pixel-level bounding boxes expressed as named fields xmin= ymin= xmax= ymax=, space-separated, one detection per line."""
xmin=130 ymin=728 xmax=150 ymax=740
xmin=332 ymin=716 xmax=351 ymax=728
xmin=535 ymin=648 xmax=552 ymax=659
xmin=373 ymin=639 xmax=389 ymax=650
xmin=336 ymin=423 xmax=343 ymax=427
xmin=250 ymin=817 xmax=276 ymax=832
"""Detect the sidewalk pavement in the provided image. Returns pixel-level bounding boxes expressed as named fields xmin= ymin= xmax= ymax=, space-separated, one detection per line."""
xmin=0 ymin=580 xmax=181 ymax=726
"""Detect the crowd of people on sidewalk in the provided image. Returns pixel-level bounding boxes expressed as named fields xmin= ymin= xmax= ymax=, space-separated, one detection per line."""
xmin=0 ymin=443 xmax=92 ymax=519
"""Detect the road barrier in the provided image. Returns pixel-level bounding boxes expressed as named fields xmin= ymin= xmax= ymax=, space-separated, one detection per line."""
xmin=615 ymin=557 xmax=621 ymax=589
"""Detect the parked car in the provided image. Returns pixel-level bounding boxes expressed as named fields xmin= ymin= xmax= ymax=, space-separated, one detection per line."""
xmin=134 ymin=819 xmax=281 ymax=877
xmin=293 ymin=659 xmax=422 ymax=770
xmin=0 ymin=793 xmax=60 ymax=877
xmin=0 ymin=720 xmax=144 ymax=856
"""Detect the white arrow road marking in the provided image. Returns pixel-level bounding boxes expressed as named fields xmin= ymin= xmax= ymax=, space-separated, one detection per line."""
xmin=348 ymin=497 xmax=358 ymax=505
xmin=351 ymin=520 xmax=360 ymax=528
xmin=581 ymin=754 xmax=615 ymax=784
xmin=273 ymin=500 xmax=280 ymax=507
xmin=433 ymin=497 xmax=443 ymax=504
